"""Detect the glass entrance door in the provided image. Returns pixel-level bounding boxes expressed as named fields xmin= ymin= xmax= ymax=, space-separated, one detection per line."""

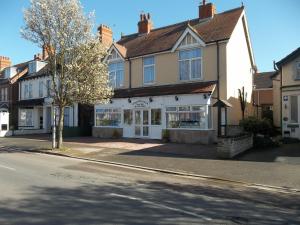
xmin=134 ymin=109 xmax=149 ymax=137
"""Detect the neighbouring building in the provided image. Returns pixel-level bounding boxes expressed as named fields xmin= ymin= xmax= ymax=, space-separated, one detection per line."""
xmin=93 ymin=1 xmax=256 ymax=144
xmin=252 ymin=71 xmax=276 ymax=122
xmin=275 ymin=47 xmax=300 ymax=140
xmin=0 ymin=56 xmax=29 ymax=136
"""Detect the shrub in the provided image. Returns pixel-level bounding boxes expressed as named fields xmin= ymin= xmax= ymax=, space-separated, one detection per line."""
xmin=253 ymin=136 xmax=280 ymax=149
xmin=239 ymin=117 xmax=273 ymax=136
xmin=162 ymin=129 xmax=170 ymax=142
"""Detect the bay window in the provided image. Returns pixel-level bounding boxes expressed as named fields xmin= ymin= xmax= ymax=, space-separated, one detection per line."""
xmin=95 ymin=108 xmax=121 ymax=127
xmin=179 ymin=48 xmax=202 ymax=80
xmin=143 ymin=56 xmax=155 ymax=84
xmin=166 ymin=105 xmax=209 ymax=129
xmin=109 ymin=62 xmax=124 ymax=88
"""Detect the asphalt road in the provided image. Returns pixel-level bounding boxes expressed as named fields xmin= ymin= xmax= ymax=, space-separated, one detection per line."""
xmin=0 ymin=149 xmax=299 ymax=225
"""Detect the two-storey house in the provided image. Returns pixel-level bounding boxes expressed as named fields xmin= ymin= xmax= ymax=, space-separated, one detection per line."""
xmin=93 ymin=1 xmax=255 ymax=144
xmin=275 ymin=47 xmax=300 ymax=140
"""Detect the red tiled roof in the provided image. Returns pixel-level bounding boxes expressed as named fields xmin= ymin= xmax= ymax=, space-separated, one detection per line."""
xmin=117 ymin=7 xmax=244 ymax=58
xmin=114 ymin=81 xmax=217 ymax=98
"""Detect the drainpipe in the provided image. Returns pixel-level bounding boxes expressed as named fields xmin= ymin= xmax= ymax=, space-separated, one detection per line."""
xmin=216 ymin=41 xmax=221 ymax=137
xmin=128 ymin=58 xmax=132 ymax=89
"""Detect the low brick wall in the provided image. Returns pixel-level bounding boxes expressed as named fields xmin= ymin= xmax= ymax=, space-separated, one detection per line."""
xmin=13 ymin=129 xmax=47 ymax=136
xmin=92 ymin=127 xmax=123 ymax=139
xmin=168 ymin=129 xmax=216 ymax=144
xmin=217 ymin=134 xmax=253 ymax=158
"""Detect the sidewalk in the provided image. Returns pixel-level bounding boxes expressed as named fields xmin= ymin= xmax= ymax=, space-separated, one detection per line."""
xmin=1 ymin=135 xmax=300 ymax=190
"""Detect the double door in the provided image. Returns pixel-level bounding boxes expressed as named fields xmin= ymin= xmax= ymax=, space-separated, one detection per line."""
xmin=134 ymin=109 xmax=149 ymax=138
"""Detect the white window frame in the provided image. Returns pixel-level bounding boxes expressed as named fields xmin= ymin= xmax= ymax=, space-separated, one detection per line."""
xmin=95 ymin=108 xmax=122 ymax=128
xmin=39 ymin=81 xmax=44 ymax=98
xmin=165 ymin=105 xmax=210 ymax=130
xmin=178 ymin=48 xmax=203 ymax=81
xmin=143 ymin=56 xmax=155 ymax=85
xmin=108 ymin=61 xmax=124 ymax=89
xmin=28 ymin=83 xmax=33 ymax=99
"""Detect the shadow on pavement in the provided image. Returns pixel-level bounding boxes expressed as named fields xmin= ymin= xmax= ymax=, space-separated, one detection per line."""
xmin=0 ymin=180 xmax=299 ymax=225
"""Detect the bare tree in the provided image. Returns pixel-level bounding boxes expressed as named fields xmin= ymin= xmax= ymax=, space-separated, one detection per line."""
xmin=238 ymin=86 xmax=247 ymax=120
xmin=21 ymin=0 xmax=113 ymax=149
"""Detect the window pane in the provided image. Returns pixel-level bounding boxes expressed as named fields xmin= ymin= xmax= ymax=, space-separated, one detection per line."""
xmin=124 ymin=110 xmax=132 ymax=125
xmin=166 ymin=107 xmax=177 ymax=112
xmin=95 ymin=109 xmax=121 ymax=127
xmin=179 ymin=106 xmax=190 ymax=111
xmin=291 ymin=96 xmax=298 ymax=123
xmin=64 ymin=108 xmax=70 ymax=127
xmin=166 ymin=113 xmax=179 ymax=128
xmin=191 ymin=59 xmax=201 ymax=79
xmin=116 ymin=70 xmax=124 ymax=87
xmin=144 ymin=56 xmax=154 ymax=66
xmin=179 ymin=60 xmax=189 ymax=80
xmin=151 ymin=109 xmax=161 ymax=125
xmin=135 ymin=111 xmax=141 ymax=125
xmin=144 ymin=66 xmax=154 ymax=83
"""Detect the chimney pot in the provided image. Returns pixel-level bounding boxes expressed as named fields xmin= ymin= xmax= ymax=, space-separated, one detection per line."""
xmin=199 ymin=2 xmax=216 ymax=19
xmin=98 ymin=24 xmax=113 ymax=47
xmin=0 ymin=56 xmax=11 ymax=71
xmin=138 ymin=12 xmax=153 ymax=34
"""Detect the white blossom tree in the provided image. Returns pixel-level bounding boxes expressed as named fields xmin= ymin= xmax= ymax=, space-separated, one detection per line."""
xmin=21 ymin=0 xmax=113 ymax=149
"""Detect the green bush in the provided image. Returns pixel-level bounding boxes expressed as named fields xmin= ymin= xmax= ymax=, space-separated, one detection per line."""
xmin=239 ymin=117 xmax=274 ymax=136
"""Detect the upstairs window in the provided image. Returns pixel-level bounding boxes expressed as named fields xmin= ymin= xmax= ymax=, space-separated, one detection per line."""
xmin=109 ymin=62 xmax=124 ymax=88
xmin=143 ymin=56 xmax=155 ymax=84
xmin=107 ymin=49 xmax=121 ymax=61
xmin=296 ymin=62 xmax=300 ymax=80
xmin=28 ymin=83 xmax=33 ymax=99
xmin=39 ymin=81 xmax=44 ymax=98
xmin=179 ymin=48 xmax=202 ymax=81
xmin=24 ymin=84 xmax=29 ymax=99
xmin=0 ymin=88 xmax=8 ymax=101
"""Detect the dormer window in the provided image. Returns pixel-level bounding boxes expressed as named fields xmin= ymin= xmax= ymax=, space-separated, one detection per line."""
xmin=28 ymin=61 xmax=47 ymax=74
xmin=179 ymin=48 xmax=202 ymax=81
xmin=108 ymin=49 xmax=121 ymax=61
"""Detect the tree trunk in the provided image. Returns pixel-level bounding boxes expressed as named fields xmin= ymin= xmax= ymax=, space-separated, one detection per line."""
xmin=57 ymin=106 xmax=64 ymax=149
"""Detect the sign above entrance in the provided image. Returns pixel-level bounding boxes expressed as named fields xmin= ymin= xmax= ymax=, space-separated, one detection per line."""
xmin=132 ymin=100 xmax=149 ymax=108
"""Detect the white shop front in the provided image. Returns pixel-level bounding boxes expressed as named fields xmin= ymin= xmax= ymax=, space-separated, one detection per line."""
xmin=94 ymin=93 xmax=213 ymax=140
xmin=0 ymin=109 xmax=11 ymax=137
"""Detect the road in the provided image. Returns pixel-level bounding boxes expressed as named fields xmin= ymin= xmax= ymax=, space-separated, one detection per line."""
xmin=0 ymin=149 xmax=299 ymax=225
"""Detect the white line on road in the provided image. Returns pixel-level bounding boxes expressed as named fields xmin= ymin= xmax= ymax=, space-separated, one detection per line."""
xmin=0 ymin=164 xmax=16 ymax=171
xmin=109 ymin=193 xmax=212 ymax=221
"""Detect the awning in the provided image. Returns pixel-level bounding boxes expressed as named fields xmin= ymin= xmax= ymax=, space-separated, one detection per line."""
xmin=213 ymin=99 xmax=232 ymax=108
xmin=18 ymin=98 xmax=44 ymax=107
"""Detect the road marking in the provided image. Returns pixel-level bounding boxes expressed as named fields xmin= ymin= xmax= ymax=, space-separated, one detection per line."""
xmin=109 ymin=193 xmax=212 ymax=221
xmin=0 ymin=164 xmax=16 ymax=171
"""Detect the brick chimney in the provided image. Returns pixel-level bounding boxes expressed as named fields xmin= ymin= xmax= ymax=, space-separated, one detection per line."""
xmin=98 ymin=25 xmax=113 ymax=47
xmin=0 ymin=56 xmax=11 ymax=71
xmin=138 ymin=13 xmax=153 ymax=34
xmin=199 ymin=0 xmax=216 ymax=19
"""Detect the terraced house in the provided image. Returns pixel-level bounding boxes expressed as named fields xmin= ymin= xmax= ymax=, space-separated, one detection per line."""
xmin=93 ymin=1 xmax=256 ymax=144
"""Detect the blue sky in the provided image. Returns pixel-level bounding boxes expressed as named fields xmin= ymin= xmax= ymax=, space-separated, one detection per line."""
xmin=0 ymin=0 xmax=299 ymax=71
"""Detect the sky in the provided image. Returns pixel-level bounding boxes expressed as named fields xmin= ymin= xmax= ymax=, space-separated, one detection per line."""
xmin=0 ymin=0 xmax=299 ymax=72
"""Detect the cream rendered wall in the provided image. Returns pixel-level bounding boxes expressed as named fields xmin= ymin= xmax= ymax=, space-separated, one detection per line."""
xmin=282 ymin=55 xmax=300 ymax=86
xmin=128 ymin=44 xmax=220 ymax=88
xmin=226 ymin=15 xmax=254 ymax=125
xmin=272 ymin=73 xmax=281 ymax=128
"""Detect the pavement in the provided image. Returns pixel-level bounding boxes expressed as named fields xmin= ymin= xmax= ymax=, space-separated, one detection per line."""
xmin=0 ymin=148 xmax=299 ymax=225
xmin=1 ymin=135 xmax=300 ymax=190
